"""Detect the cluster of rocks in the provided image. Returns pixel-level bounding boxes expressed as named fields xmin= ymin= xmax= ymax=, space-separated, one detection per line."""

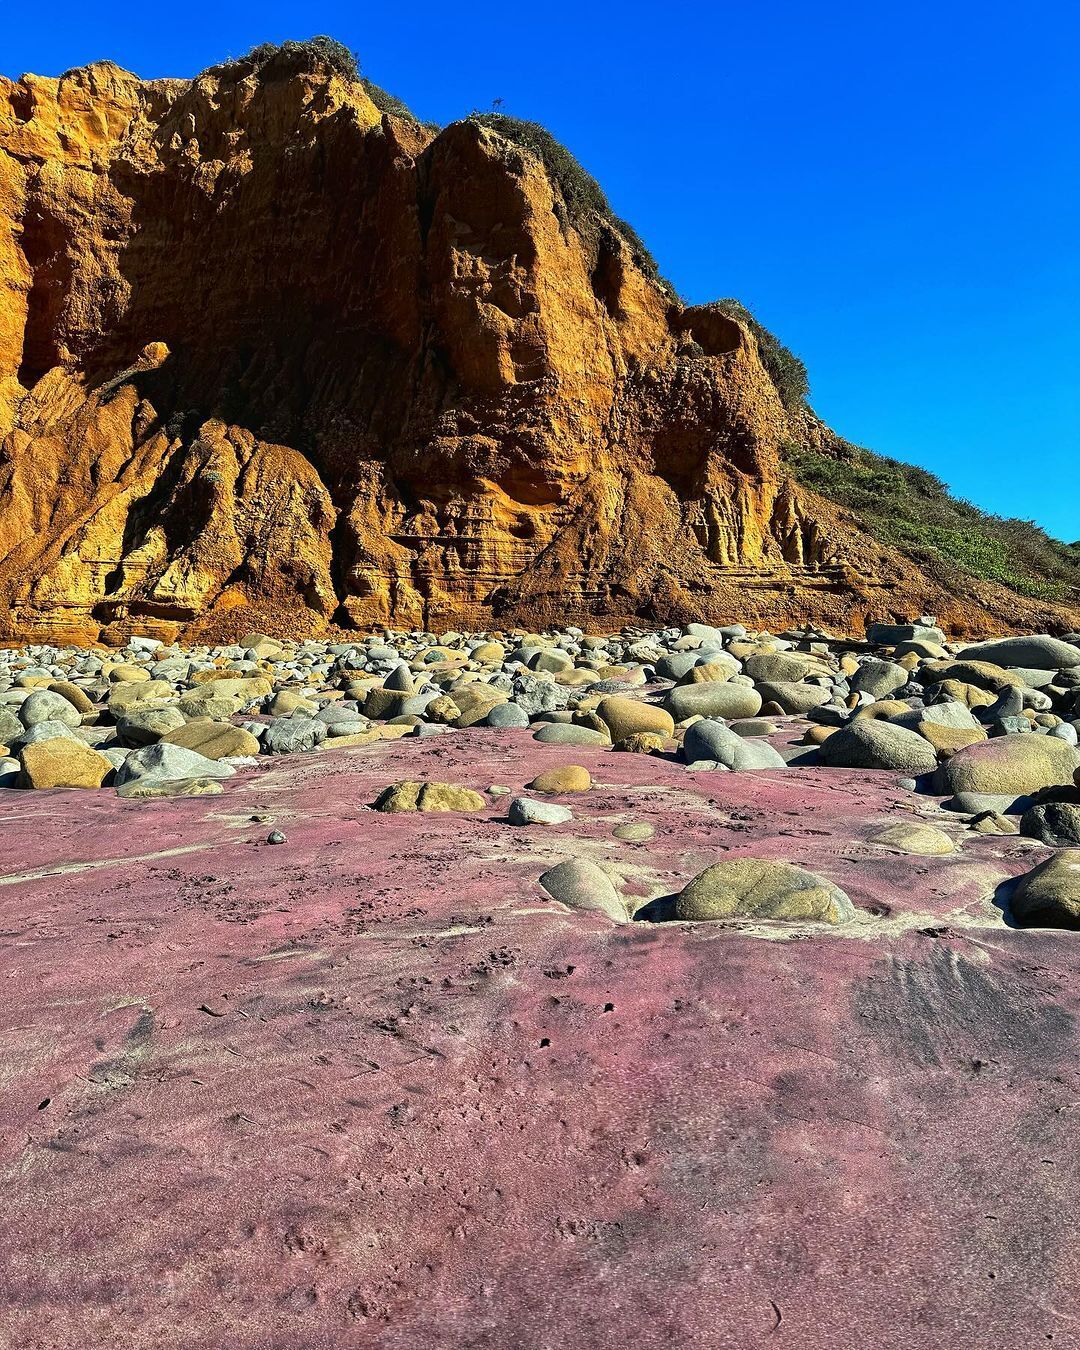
xmin=4 ymin=618 xmax=1080 ymax=926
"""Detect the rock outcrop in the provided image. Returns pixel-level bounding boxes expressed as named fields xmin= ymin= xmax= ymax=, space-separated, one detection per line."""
xmin=1 ymin=51 xmax=1076 ymax=643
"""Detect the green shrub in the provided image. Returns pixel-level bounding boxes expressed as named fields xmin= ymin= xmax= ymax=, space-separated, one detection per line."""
xmin=714 ymin=300 xmax=809 ymax=409
xmin=219 ymin=37 xmax=360 ymax=83
xmin=360 ymin=78 xmax=438 ymax=129
xmin=783 ymin=440 xmax=1079 ymax=601
xmin=465 ymin=113 xmax=679 ymax=299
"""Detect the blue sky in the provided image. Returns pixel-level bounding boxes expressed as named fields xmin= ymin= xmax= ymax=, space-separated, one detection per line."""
xmin=6 ymin=1 xmax=1078 ymax=540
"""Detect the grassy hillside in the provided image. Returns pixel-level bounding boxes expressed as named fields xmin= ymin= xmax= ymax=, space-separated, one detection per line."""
xmin=784 ymin=440 xmax=1080 ymax=602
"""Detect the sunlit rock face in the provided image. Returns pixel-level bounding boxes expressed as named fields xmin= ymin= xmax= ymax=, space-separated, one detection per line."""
xmin=1 ymin=56 xmax=1073 ymax=644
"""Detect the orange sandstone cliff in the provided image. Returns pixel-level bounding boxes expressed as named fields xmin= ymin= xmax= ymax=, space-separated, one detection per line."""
xmin=1 ymin=52 xmax=1075 ymax=644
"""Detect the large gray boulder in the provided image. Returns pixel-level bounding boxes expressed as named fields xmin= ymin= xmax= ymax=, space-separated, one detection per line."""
xmin=816 ymin=719 xmax=938 ymax=775
xmin=850 ymin=660 xmax=909 ymax=700
xmin=935 ymin=735 xmax=1080 ymax=797
xmin=682 ymin=719 xmax=786 ymax=770
xmin=114 ymin=742 xmax=236 ymax=787
xmin=262 ymin=717 xmax=329 ymax=754
xmin=663 ymin=682 xmax=762 ymax=722
xmin=19 ymin=689 xmax=82 ymax=729
xmin=956 ymin=635 xmax=1080 ymax=671
xmin=867 ymin=622 xmax=946 ymax=646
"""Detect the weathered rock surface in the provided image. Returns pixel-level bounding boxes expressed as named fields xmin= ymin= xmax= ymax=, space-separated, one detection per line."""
xmin=0 ymin=720 xmax=1078 ymax=1348
xmin=674 ymin=858 xmax=855 ymax=924
xmin=2 ymin=54 xmax=1075 ymax=644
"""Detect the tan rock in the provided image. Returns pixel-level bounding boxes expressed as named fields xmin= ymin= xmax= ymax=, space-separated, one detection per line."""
xmin=20 ymin=738 xmax=112 ymax=789
xmin=372 ymin=781 xmax=487 ymax=812
xmin=596 ymin=696 xmax=675 ymax=742
xmin=870 ymin=821 xmax=955 ymax=855
xmin=675 ymin=860 xmax=855 ymax=925
xmin=160 ymin=722 xmax=261 ymax=759
xmin=915 ymin=723 xmax=987 ymax=757
xmin=613 ymin=731 xmax=670 ymax=754
xmin=527 ymin=765 xmax=592 ymax=793
xmin=802 ymin=725 xmax=837 ymax=745
xmin=107 ymin=663 xmax=151 ymax=683
xmin=48 ymin=681 xmax=96 ymax=714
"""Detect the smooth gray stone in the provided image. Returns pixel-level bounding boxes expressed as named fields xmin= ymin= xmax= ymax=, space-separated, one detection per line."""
xmin=508 ymin=797 xmax=573 ymax=826
xmin=0 ymin=707 xmax=22 ymax=744
xmin=484 ymin=702 xmax=530 ymax=729
xmin=816 ymin=719 xmax=938 ymax=774
xmin=867 ymin=623 xmax=946 ymax=646
xmin=114 ymin=742 xmax=236 ymax=786
xmin=956 ymin=635 xmax=1080 ymax=671
xmin=538 ymin=859 xmax=625 ymax=922
xmin=19 ymin=689 xmax=81 ymax=729
xmin=850 ymin=660 xmax=909 ymax=700
xmin=892 ymin=701 xmax=978 ymax=731
xmin=947 ymin=791 xmax=1034 ymax=815
xmin=663 ymin=682 xmax=762 ymax=722
xmin=261 ymin=717 xmax=328 ymax=754
xmin=682 ymin=719 xmax=786 ymax=770
xmin=14 ymin=720 xmax=84 ymax=748
xmin=532 ymin=723 xmax=609 ymax=747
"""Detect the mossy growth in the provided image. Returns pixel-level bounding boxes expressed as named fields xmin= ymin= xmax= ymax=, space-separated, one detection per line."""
xmin=783 ymin=440 xmax=1080 ymax=601
xmin=465 ymin=113 xmax=679 ymax=301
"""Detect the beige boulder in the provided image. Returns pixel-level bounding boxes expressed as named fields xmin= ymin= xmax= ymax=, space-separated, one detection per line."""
xmin=20 ymin=738 xmax=112 ymax=789
xmin=373 ymin=781 xmax=487 ymax=812
xmin=675 ymin=859 xmax=855 ymax=925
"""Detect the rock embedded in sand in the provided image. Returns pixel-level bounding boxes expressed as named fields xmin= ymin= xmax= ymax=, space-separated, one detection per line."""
xmin=538 ymin=860 xmax=626 ymax=922
xmin=527 ymin=766 xmax=592 ymax=793
xmin=1011 ymin=850 xmax=1080 ymax=928
xmin=373 ymin=781 xmax=487 ymax=813
xmin=675 ymin=859 xmax=855 ymax=925
xmin=532 ymin=724 xmax=610 ymax=747
xmin=508 ymin=798 xmax=573 ymax=826
xmin=871 ymin=821 xmax=956 ymax=855
xmin=612 ymin=822 xmax=656 ymax=842
xmin=115 ymin=776 xmax=225 ymax=799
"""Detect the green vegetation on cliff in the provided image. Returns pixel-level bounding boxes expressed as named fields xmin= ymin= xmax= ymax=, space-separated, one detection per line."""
xmin=466 ymin=113 xmax=678 ymax=300
xmin=784 ymin=440 xmax=1080 ymax=602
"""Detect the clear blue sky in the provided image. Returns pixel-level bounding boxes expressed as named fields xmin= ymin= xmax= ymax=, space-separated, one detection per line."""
xmin=6 ymin=1 xmax=1078 ymax=540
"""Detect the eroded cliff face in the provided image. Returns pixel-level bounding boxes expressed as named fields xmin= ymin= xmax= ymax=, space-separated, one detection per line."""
xmin=0 ymin=57 xmax=1072 ymax=643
